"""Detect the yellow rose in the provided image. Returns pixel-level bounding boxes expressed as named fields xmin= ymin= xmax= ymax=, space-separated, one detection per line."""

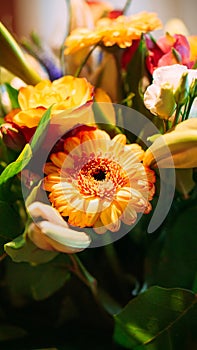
xmin=10 ymin=76 xmax=94 ymax=128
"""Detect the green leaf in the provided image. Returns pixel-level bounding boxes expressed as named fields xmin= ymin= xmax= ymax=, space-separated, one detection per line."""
xmin=30 ymin=105 xmax=52 ymax=151
xmin=0 ymin=22 xmax=41 ymax=85
xmin=4 ymin=83 xmax=20 ymax=109
xmin=124 ymin=36 xmax=162 ymax=130
xmin=0 ymin=143 xmax=32 ymax=186
xmin=145 ymin=205 xmax=197 ymax=291
xmin=0 ymin=325 xmax=27 ymax=341
xmin=0 ymin=105 xmax=51 ymax=186
xmin=124 ymin=37 xmax=148 ymax=111
xmin=114 ymin=286 xmax=197 ymax=349
xmin=4 ymin=233 xmax=58 ymax=264
xmin=0 ymin=201 xmax=23 ymax=254
xmin=31 ymin=257 xmax=70 ymax=301
xmin=0 ymin=201 xmax=22 ymax=255
xmin=5 ymin=254 xmax=70 ymax=302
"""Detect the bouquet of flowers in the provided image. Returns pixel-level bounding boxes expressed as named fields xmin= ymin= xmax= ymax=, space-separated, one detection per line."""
xmin=0 ymin=1 xmax=197 ymax=349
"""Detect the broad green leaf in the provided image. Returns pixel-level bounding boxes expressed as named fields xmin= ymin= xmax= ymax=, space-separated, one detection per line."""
xmin=4 ymin=233 xmax=58 ymax=264
xmin=30 ymin=105 xmax=52 ymax=151
xmin=124 ymin=37 xmax=163 ymax=131
xmin=0 ymin=22 xmax=41 ymax=85
xmin=124 ymin=38 xmax=149 ymax=114
xmin=4 ymin=83 xmax=20 ymax=109
xmin=0 ymin=325 xmax=27 ymax=341
xmin=5 ymin=254 xmax=70 ymax=302
xmin=0 ymin=106 xmax=51 ymax=186
xmin=31 ymin=258 xmax=70 ymax=301
xmin=0 ymin=201 xmax=23 ymax=254
xmin=114 ymin=286 xmax=197 ymax=349
xmin=145 ymin=205 xmax=197 ymax=291
xmin=0 ymin=143 xmax=32 ymax=186
xmin=25 ymin=180 xmax=46 ymax=207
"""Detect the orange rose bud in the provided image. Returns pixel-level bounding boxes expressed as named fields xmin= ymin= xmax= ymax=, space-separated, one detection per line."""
xmin=0 ymin=122 xmax=26 ymax=152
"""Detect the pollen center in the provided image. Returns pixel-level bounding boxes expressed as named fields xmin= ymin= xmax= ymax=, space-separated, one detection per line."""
xmin=77 ymin=157 xmax=128 ymax=199
xmin=93 ymin=169 xmax=106 ymax=181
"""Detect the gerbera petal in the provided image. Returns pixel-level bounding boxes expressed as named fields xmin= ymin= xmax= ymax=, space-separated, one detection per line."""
xmin=100 ymin=203 xmax=121 ymax=232
xmin=44 ymin=126 xmax=155 ymax=233
xmin=50 ymin=152 xmax=67 ymax=168
xmin=121 ymin=205 xmax=137 ymax=225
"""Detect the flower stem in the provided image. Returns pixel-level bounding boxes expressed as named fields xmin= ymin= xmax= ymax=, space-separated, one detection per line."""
xmin=172 ymin=104 xmax=182 ymax=127
xmin=184 ymin=96 xmax=195 ymax=120
xmin=69 ymin=253 xmax=98 ymax=297
xmin=74 ymin=44 xmax=98 ymax=78
xmin=123 ymin=0 xmax=132 ymax=14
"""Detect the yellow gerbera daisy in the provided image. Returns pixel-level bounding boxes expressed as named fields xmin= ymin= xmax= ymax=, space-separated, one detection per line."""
xmin=65 ymin=11 xmax=162 ymax=54
xmin=43 ymin=127 xmax=155 ymax=234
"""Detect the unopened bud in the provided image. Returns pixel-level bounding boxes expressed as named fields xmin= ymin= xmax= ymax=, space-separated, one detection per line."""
xmin=174 ymin=72 xmax=189 ymax=105
xmin=189 ymin=78 xmax=197 ymax=99
xmin=154 ymin=83 xmax=176 ymax=119
xmin=0 ymin=122 xmax=26 ymax=152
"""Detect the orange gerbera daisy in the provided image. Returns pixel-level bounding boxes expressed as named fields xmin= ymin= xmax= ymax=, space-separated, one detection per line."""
xmin=6 ymin=76 xmax=94 ymax=128
xmin=43 ymin=127 xmax=155 ymax=234
xmin=65 ymin=11 xmax=162 ymax=54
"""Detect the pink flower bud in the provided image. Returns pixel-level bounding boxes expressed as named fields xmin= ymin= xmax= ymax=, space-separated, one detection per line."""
xmin=0 ymin=122 xmax=26 ymax=152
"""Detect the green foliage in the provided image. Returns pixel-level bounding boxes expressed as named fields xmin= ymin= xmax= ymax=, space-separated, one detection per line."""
xmin=0 ymin=22 xmax=41 ymax=85
xmin=5 ymin=254 xmax=70 ymax=302
xmin=0 ymin=325 xmax=27 ymax=342
xmin=4 ymin=83 xmax=20 ymax=109
xmin=0 ymin=144 xmax=32 ymax=186
xmin=145 ymin=204 xmax=197 ymax=291
xmin=30 ymin=105 xmax=52 ymax=151
xmin=123 ymin=36 xmax=162 ymax=130
xmin=0 ymin=105 xmax=51 ymax=187
xmin=4 ymin=233 xmax=58 ymax=265
xmin=113 ymin=286 xmax=197 ymax=349
xmin=0 ymin=201 xmax=23 ymax=254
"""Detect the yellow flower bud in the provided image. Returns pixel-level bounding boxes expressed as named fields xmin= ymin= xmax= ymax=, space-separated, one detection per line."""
xmin=154 ymin=83 xmax=176 ymax=119
xmin=143 ymin=118 xmax=197 ymax=168
xmin=174 ymin=72 xmax=189 ymax=105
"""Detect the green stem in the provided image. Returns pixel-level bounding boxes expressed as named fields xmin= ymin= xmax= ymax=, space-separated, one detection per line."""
xmin=104 ymin=243 xmax=123 ymax=278
xmin=172 ymin=104 xmax=182 ymax=127
xmin=69 ymin=253 xmax=98 ymax=297
xmin=74 ymin=44 xmax=98 ymax=78
xmin=123 ymin=0 xmax=133 ymax=14
xmin=184 ymin=96 xmax=195 ymax=120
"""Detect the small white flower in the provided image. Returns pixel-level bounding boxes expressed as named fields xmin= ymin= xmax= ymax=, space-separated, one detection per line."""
xmin=144 ymin=65 xmax=197 ymax=119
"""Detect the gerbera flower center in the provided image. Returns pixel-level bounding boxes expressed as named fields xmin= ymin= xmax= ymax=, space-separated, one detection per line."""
xmin=92 ymin=169 xmax=106 ymax=181
xmin=77 ymin=157 xmax=128 ymax=200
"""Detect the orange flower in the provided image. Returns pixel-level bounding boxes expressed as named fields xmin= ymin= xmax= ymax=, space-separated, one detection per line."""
xmin=65 ymin=12 xmax=162 ymax=54
xmin=43 ymin=128 xmax=155 ymax=234
xmin=188 ymin=36 xmax=197 ymax=62
xmin=7 ymin=76 xmax=94 ymax=128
